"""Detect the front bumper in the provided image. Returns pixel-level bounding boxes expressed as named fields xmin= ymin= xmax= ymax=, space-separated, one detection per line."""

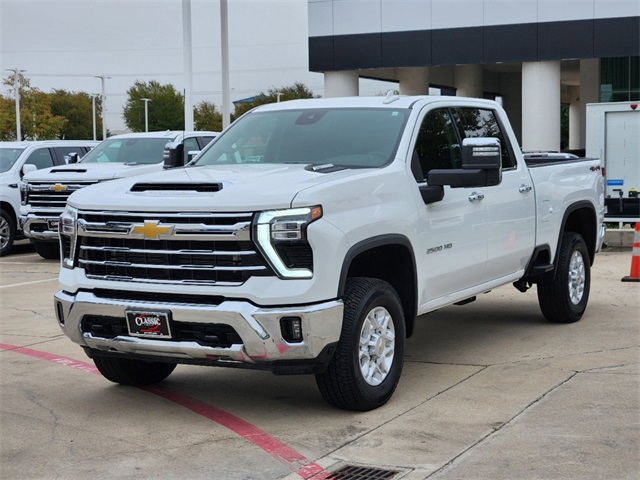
xmin=54 ymin=290 xmax=344 ymax=372
xmin=20 ymin=213 xmax=61 ymax=240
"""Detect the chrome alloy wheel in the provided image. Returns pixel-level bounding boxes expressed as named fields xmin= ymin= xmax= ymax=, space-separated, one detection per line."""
xmin=568 ymin=250 xmax=586 ymax=305
xmin=358 ymin=306 xmax=396 ymax=386
xmin=0 ymin=215 xmax=10 ymax=251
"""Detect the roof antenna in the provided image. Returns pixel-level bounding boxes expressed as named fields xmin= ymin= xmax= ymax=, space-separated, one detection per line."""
xmin=383 ymin=90 xmax=400 ymax=104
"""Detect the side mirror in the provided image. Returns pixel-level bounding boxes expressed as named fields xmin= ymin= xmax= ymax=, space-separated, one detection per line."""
xmin=428 ymin=138 xmax=502 ymax=189
xmin=21 ymin=163 xmax=37 ymax=178
xmin=187 ymin=150 xmax=201 ymax=162
xmin=67 ymin=152 xmax=80 ymax=164
xmin=163 ymin=141 xmax=184 ymax=169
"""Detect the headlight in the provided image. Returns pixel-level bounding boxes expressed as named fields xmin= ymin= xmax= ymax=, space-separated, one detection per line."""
xmin=60 ymin=205 xmax=78 ymax=269
xmin=255 ymin=206 xmax=322 ymax=279
xmin=19 ymin=181 xmax=28 ymax=205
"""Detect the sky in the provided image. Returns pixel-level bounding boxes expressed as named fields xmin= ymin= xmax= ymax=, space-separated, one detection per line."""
xmin=0 ymin=0 xmax=393 ymax=133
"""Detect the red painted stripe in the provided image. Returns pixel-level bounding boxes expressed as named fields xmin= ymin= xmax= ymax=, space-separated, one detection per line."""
xmin=0 ymin=342 xmax=329 ymax=479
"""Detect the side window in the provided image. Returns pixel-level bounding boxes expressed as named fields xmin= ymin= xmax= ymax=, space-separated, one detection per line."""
xmin=183 ymin=138 xmax=200 ymax=163
xmin=53 ymin=146 xmax=84 ymax=164
xmin=454 ymin=107 xmax=515 ymax=169
xmin=24 ymin=148 xmax=55 ymax=170
xmin=413 ymin=108 xmax=461 ymax=181
xmin=198 ymin=136 xmax=216 ymax=148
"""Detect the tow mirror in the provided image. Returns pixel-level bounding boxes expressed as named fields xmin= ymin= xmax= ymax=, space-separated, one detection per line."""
xmin=187 ymin=150 xmax=201 ymax=162
xmin=163 ymin=141 xmax=185 ymax=169
xmin=67 ymin=152 xmax=80 ymax=164
xmin=428 ymin=138 xmax=502 ymax=189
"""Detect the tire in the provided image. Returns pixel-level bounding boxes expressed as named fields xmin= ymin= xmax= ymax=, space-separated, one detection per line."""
xmin=0 ymin=210 xmax=16 ymax=257
xmin=315 ymin=277 xmax=406 ymax=411
xmin=93 ymin=356 xmax=176 ymax=386
xmin=537 ymin=232 xmax=590 ymax=323
xmin=32 ymin=240 xmax=60 ymax=260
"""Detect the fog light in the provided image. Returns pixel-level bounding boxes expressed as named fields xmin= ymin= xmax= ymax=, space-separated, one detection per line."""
xmin=280 ymin=316 xmax=303 ymax=343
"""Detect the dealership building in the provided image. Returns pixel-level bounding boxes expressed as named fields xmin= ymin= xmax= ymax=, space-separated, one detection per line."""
xmin=308 ymin=0 xmax=639 ymax=152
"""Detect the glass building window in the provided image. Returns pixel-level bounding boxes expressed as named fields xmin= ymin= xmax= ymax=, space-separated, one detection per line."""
xmin=601 ymin=56 xmax=640 ymax=102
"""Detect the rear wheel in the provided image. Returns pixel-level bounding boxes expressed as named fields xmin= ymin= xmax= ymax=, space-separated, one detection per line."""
xmin=537 ymin=232 xmax=590 ymax=323
xmin=93 ymin=356 xmax=176 ymax=386
xmin=0 ymin=210 xmax=16 ymax=256
xmin=315 ymin=277 xmax=405 ymax=411
xmin=32 ymin=240 xmax=60 ymax=260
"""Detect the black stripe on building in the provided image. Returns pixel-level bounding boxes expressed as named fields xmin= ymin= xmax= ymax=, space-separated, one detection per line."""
xmin=309 ymin=16 xmax=640 ymax=72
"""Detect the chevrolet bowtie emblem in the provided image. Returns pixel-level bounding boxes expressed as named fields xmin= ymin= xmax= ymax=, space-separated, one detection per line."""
xmin=131 ymin=220 xmax=174 ymax=239
xmin=50 ymin=183 xmax=68 ymax=192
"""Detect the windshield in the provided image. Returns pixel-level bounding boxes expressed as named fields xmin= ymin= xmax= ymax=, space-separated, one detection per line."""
xmin=81 ymin=137 xmax=174 ymax=165
xmin=194 ymin=108 xmax=409 ymax=168
xmin=0 ymin=148 xmax=26 ymax=173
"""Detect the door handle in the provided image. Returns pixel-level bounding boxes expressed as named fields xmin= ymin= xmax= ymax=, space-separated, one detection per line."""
xmin=468 ymin=192 xmax=485 ymax=202
xmin=519 ymin=184 xmax=533 ymax=193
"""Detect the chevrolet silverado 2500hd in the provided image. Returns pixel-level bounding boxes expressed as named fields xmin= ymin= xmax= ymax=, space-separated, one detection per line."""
xmin=54 ymin=96 xmax=605 ymax=411
xmin=20 ymin=131 xmax=217 ymax=259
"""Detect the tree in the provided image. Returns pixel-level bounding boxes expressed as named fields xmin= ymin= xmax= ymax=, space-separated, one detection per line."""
xmin=233 ymin=82 xmax=317 ymax=119
xmin=194 ymin=101 xmax=223 ymax=132
xmin=123 ymin=80 xmax=184 ymax=132
xmin=1 ymin=73 xmax=66 ymax=141
xmin=50 ymin=90 xmax=102 ymax=140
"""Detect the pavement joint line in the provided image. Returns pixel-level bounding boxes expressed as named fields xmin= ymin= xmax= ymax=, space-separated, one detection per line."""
xmin=424 ymin=371 xmax=579 ymax=478
xmin=0 ymin=341 xmax=331 ymax=480
xmin=0 ymin=277 xmax=58 ymax=289
xmin=0 ymin=261 xmax=57 ymax=266
xmin=504 ymin=345 xmax=640 ymax=367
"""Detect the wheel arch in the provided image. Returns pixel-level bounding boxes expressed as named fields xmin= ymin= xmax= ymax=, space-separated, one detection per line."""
xmin=557 ymin=201 xmax=598 ymax=266
xmin=338 ymin=235 xmax=418 ymax=337
xmin=0 ymin=201 xmax=18 ymax=226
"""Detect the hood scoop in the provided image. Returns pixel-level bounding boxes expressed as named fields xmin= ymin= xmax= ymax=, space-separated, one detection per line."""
xmin=50 ymin=168 xmax=87 ymax=173
xmin=130 ymin=182 xmax=223 ymax=193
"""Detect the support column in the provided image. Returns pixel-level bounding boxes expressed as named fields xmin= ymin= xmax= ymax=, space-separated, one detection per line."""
xmin=324 ymin=71 xmax=359 ymax=97
xmin=455 ymin=64 xmax=483 ymax=98
xmin=522 ymin=61 xmax=561 ymax=152
xmin=579 ymin=59 xmax=600 ymax=149
xmin=397 ymin=67 xmax=429 ymax=95
xmin=568 ymin=86 xmax=581 ymax=150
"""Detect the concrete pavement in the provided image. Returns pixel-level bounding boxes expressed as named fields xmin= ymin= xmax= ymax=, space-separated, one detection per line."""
xmin=1 ymin=243 xmax=638 ymax=479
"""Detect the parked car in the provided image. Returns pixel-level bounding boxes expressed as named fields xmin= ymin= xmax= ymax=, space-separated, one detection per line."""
xmin=0 ymin=140 xmax=98 ymax=256
xmin=20 ymin=131 xmax=217 ymax=259
xmin=53 ymin=96 xmax=605 ymax=410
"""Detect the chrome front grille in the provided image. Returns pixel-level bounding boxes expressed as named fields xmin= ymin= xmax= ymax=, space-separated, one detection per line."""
xmin=76 ymin=211 xmax=274 ymax=286
xmin=27 ymin=181 xmax=98 ymax=209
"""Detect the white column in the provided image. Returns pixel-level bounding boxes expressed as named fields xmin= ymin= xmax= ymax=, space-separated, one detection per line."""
xmin=324 ymin=71 xmax=359 ymax=97
xmin=397 ymin=67 xmax=429 ymax=95
xmin=579 ymin=59 xmax=600 ymax=150
xmin=568 ymin=86 xmax=581 ymax=150
xmin=522 ymin=61 xmax=561 ymax=152
xmin=455 ymin=64 xmax=483 ymax=98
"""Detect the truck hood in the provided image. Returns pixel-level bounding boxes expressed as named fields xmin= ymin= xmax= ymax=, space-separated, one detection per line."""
xmin=67 ymin=164 xmax=372 ymax=212
xmin=23 ymin=162 xmax=162 ymax=182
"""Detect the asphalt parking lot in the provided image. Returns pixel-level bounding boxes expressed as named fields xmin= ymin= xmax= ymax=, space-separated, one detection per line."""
xmin=1 ymin=241 xmax=638 ymax=480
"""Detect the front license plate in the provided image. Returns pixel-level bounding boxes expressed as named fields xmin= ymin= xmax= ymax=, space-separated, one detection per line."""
xmin=126 ymin=310 xmax=172 ymax=338
xmin=47 ymin=219 xmax=59 ymax=232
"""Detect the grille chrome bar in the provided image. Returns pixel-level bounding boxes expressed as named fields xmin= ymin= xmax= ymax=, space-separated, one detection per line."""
xmin=79 ymin=259 xmax=267 ymax=271
xmin=80 ymin=245 xmax=257 ymax=256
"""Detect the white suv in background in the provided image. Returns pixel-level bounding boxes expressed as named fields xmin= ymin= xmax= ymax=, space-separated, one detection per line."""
xmin=0 ymin=140 xmax=98 ymax=256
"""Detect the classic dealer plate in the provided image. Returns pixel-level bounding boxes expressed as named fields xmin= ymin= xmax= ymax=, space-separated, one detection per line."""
xmin=126 ymin=310 xmax=173 ymax=338
xmin=47 ymin=219 xmax=59 ymax=232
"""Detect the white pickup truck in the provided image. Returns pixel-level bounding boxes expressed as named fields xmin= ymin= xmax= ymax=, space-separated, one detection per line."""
xmin=53 ymin=96 xmax=605 ymax=411
xmin=20 ymin=131 xmax=217 ymax=259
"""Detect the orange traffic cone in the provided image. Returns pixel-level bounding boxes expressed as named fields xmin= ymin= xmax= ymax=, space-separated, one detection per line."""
xmin=621 ymin=222 xmax=640 ymax=282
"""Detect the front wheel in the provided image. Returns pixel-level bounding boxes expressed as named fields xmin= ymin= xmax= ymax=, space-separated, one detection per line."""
xmin=93 ymin=356 xmax=177 ymax=386
xmin=32 ymin=240 xmax=60 ymax=260
xmin=315 ymin=277 xmax=406 ymax=411
xmin=0 ymin=210 xmax=16 ymax=256
xmin=537 ymin=232 xmax=590 ymax=323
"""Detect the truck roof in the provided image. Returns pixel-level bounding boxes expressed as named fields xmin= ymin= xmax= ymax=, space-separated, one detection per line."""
xmin=253 ymin=95 xmax=502 ymax=112
xmin=105 ymin=131 xmax=219 ymax=140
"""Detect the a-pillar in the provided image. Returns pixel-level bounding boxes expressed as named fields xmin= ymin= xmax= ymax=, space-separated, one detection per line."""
xmin=397 ymin=67 xmax=429 ymax=95
xmin=324 ymin=71 xmax=359 ymax=97
xmin=455 ymin=64 xmax=483 ymax=98
xmin=522 ymin=61 xmax=561 ymax=152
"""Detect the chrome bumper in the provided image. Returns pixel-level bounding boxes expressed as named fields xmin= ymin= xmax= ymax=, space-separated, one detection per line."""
xmin=20 ymin=213 xmax=61 ymax=240
xmin=54 ymin=290 xmax=343 ymax=367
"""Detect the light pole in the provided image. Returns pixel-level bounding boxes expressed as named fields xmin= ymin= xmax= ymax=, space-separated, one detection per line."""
xmin=6 ymin=68 xmax=26 ymax=140
xmin=94 ymin=75 xmax=111 ymax=139
xmin=220 ymin=0 xmax=230 ymax=128
xmin=182 ymin=0 xmax=194 ymax=131
xmin=141 ymin=98 xmax=152 ymax=132
xmin=90 ymin=94 xmax=99 ymax=141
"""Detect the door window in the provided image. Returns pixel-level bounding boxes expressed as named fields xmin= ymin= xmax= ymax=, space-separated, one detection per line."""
xmin=25 ymin=148 xmax=55 ymax=170
xmin=412 ymin=108 xmax=462 ymax=181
